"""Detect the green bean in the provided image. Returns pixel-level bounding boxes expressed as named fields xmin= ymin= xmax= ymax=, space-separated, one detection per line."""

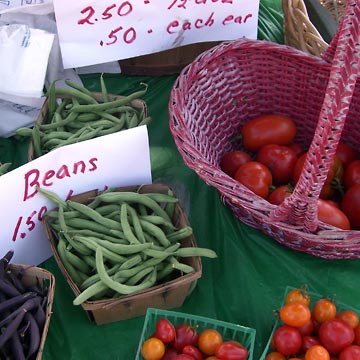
xmin=0 ymin=162 xmax=12 ymax=176
xmin=174 ymin=247 xmax=218 ymax=258
xmin=98 ymin=122 xmax=126 ymax=136
xmin=67 ymin=200 xmax=123 ymax=231
xmin=144 ymin=193 xmax=179 ymax=204
xmin=166 ymin=226 xmax=193 ymax=242
xmin=70 ymin=84 xmax=148 ymax=113
xmin=64 ymin=79 xmax=96 ymax=99
xmin=63 ymin=247 xmax=92 ymax=274
xmin=120 ymin=203 xmax=141 ymax=245
xmin=118 ymin=254 xmax=143 ymax=270
xmin=73 ymin=235 xmax=127 ymax=264
xmin=42 ymin=130 xmax=73 ymax=143
xmin=142 ymin=242 xmax=181 ymax=259
xmin=40 ymin=109 xmax=79 ymax=131
xmin=52 ymin=126 xmax=103 ymax=149
xmin=36 ymin=186 xmax=68 ymax=209
xmin=156 ymin=261 xmax=175 ymax=281
xmin=73 ymin=280 xmax=108 ymax=305
xmin=167 ymin=256 xmax=195 ymax=274
xmin=82 ymin=255 xmax=96 ymax=269
xmin=139 ymin=215 xmax=176 ymax=232
xmin=139 ymin=219 xmax=170 ymax=247
xmin=128 ymin=112 xmax=139 ymax=128
xmin=46 ymin=209 xmax=83 ymax=220
xmin=15 ymin=127 xmax=33 ymax=137
xmin=32 ymin=125 xmax=42 ymax=157
xmin=165 ymin=190 xmax=176 ymax=219
xmin=57 ymin=238 xmax=84 ymax=285
xmin=127 ymin=204 xmax=146 ymax=243
xmin=137 ymin=116 xmax=152 ymax=127
xmin=47 ymin=80 xmax=57 ymax=121
xmin=97 ymin=191 xmax=171 ymax=222
xmin=64 ymin=232 xmax=93 ymax=256
xmin=125 ymin=266 xmax=154 ymax=286
xmin=79 ymin=263 xmax=121 ymax=291
xmin=54 ymin=87 xmax=98 ymax=104
xmin=95 ymin=246 xmax=156 ymax=295
xmin=94 ymin=110 xmax=126 ymax=125
xmin=66 ymin=228 xmax=126 ymax=243
xmin=66 ymin=217 xmax=117 ymax=236
xmin=105 ymin=105 xmax=139 ymax=115
xmin=74 ymin=236 xmax=151 ymax=255
xmin=100 ymin=74 xmax=109 ymax=102
xmin=58 ymin=205 xmax=68 ymax=233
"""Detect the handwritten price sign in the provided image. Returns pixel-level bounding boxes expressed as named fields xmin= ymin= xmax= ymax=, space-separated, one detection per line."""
xmin=53 ymin=0 xmax=260 ymax=69
xmin=0 ymin=126 xmax=151 ymax=265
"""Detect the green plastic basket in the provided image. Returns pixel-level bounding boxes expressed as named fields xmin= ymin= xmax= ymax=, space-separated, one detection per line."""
xmin=135 ymin=308 xmax=256 ymax=359
xmin=259 ymin=286 xmax=360 ymax=359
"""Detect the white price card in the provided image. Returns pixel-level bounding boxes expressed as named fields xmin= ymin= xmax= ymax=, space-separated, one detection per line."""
xmin=53 ymin=0 xmax=260 ymax=69
xmin=0 ymin=125 xmax=152 ymax=265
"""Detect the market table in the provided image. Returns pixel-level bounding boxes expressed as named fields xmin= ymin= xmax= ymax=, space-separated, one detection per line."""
xmin=2 ymin=1 xmax=360 ymax=359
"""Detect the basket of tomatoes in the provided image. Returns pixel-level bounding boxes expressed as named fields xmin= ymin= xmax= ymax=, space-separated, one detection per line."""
xmin=135 ymin=308 xmax=256 ymax=359
xmin=169 ymin=0 xmax=360 ymax=259
xmin=260 ymin=286 xmax=360 ymax=359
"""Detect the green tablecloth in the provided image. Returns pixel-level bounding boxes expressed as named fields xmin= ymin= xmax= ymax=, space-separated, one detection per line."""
xmin=2 ymin=2 xmax=360 ymax=359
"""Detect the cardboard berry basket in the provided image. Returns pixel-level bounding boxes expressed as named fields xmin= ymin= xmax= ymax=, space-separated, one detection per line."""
xmin=259 ymin=285 xmax=360 ymax=359
xmin=27 ymin=91 xmax=147 ymax=161
xmin=6 ymin=264 xmax=55 ymax=360
xmin=43 ymin=184 xmax=202 ymax=325
xmin=169 ymin=0 xmax=360 ymax=259
xmin=135 ymin=308 xmax=256 ymax=360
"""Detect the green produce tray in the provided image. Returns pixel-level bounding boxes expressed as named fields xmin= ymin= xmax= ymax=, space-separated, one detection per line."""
xmin=135 ymin=308 xmax=256 ymax=359
xmin=259 ymin=286 xmax=360 ymax=359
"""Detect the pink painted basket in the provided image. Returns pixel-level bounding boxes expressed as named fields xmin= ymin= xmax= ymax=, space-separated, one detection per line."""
xmin=169 ymin=1 xmax=360 ymax=259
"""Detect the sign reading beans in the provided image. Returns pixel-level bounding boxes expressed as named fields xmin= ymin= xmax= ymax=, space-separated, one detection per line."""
xmin=53 ymin=0 xmax=260 ymax=68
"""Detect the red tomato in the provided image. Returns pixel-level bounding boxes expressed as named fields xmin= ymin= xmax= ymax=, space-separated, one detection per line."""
xmin=156 ymin=318 xmax=176 ymax=343
xmin=298 ymin=318 xmax=315 ymax=337
xmin=162 ymin=348 xmax=180 ymax=360
xmin=302 ymin=336 xmax=321 ymax=352
xmin=279 ymin=302 xmax=312 ymax=327
xmin=172 ymin=355 xmax=196 ymax=360
xmin=354 ymin=325 xmax=360 ymax=346
xmin=215 ymin=341 xmax=248 ymax=360
xmin=336 ymin=310 xmax=359 ymax=329
xmin=198 ymin=329 xmax=223 ymax=356
xmin=182 ymin=345 xmax=204 ymax=360
xmin=285 ymin=288 xmax=311 ymax=307
xmin=339 ymin=345 xmax=360 ymax=360
xmin=173 ymin=324 xmax=199 ymax=352
xmin=265 ymin=352 xmax=287 ymax=360
xmin=241 ymin=114 xmax=297 ymax=152
xmin=234 ymin=161 xmax=273 ymax=198
xmin=289 ymin=142 xmax=305 ymax=157
xmin=318 ymin=318 xmax=355 ymax=355
xmin=341 ymin=184 xmax=360 ymax=229
xmin=268 ymin=184 xmax=293 ymax=205
xmin=317 ymin=199 xmax=351 ymax=230
xmin=220 ymin=150 xmax=252 ymax=177
xmin=344 ymin=160 xmax=360 ymax=190
xmin=336 ymin=142 xmax=357 ymax=169
xmin=257 ymin=144 xmax=298 ymax=184
xmin=272 ymin=325 xmax=302 ymax=356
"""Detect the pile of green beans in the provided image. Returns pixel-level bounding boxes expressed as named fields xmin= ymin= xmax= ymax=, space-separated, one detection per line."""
xmin=15 ymin=76 xmax=151 ymax=158
xmin=38 ymin=186 xmax=217 ymax=306
xmin=0 ymin=162 xmax=11 ymax=176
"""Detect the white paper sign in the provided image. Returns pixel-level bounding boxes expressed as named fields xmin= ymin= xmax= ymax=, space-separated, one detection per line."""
xmin=53 ymin=0 xmax=260 ymax=69
xmin=0 ymin=125 xmax=152 ymax=265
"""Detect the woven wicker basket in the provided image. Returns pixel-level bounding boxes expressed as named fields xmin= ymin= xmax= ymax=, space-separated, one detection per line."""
xmin=169 ymin=1 xmax=360 ymax=259
xmin=283 ymin=0 xmax=347 ymax=56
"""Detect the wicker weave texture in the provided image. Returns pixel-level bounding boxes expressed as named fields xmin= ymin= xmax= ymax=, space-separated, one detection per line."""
xmin=283 ymin=0 xmax=346 ymax=57
xmin=169 ymin=1 xmax=360 ymax=259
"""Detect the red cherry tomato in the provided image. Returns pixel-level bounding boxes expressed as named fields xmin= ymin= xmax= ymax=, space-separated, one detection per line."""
xmin=279 ymin=302 xmax=312 ymax=327
xmin=341 ymin=184 xmax=360 ymax=229
xmin=234 ymin=161 xmax=273 ymax=199
xmin=241 ymin=114 xmax=297 ymax=152
xmin=155 ymin=318 xmax=176 ymax=343
xmin=267 ymin=184 xmax=293 ymax=205
xmin=336 ymin=142 xmax=357 ymax=169
xmin=161 ymin=347 xmax=180 ymax=360
xmin=172 ymin=355 xmax=196 ymax=360
xmin=344 ymin=160 xmax=360 ymax=190
xmin=257 ymin=144 xmax=298 ymax=184
xmin=182 ymin=345 xmax=204 ymax=360
xmin=272 ymin=325 xmax=302 ymax=356
xmin=318 ymin=318 xmax=355 ymax=355
xmin=172 ymin=324 xmax=199 ymax=352
xmin=297 ymin=318 xmax=315 ymax=337
xmin=318 ymin=199 xmax=351 ymax=230
xmin=339 ymin=345 xmax=360 ymax=360
xmin=220 ymin=150 xmax=252 ymax=177
xmin=302 ymin=335 xmax=321 ymax=352
xmin=215 ymin=341 xmax=248 ymax=360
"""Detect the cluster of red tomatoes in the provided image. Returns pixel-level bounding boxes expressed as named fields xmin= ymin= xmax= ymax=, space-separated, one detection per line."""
xmin=265 ymin=287 xmax=360 ymax=360
xmin=219 ymin=114 xmax=360 ymax=230
xmin=140 ymin=317 xmax=249 ymax=360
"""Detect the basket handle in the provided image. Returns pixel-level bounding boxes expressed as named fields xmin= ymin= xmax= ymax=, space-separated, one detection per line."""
xmin=269 ymin=0 xmax=360 ymax=232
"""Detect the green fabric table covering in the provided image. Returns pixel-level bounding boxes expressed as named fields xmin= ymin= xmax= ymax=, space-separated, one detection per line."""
xmin=2 ymin=2 xmax=360 ymax=359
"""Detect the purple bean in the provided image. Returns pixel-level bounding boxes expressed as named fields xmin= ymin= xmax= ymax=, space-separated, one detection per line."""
xmin=10 ymin=331 xmax=26 ymax=360
xmin=0 ymin=310 xmax=26 ymax=348
xmin=0 ymin=292 xmax=37 ymax=313
xmin=31 ymin=300 xmax=46 ymax=329
xmin=24 ymin=313 xmax=40 ymax=360
xmin=6 ymin=271 xmax=26 ymax=294
xmin=0 ymin=277 xmax=21 ymax=298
